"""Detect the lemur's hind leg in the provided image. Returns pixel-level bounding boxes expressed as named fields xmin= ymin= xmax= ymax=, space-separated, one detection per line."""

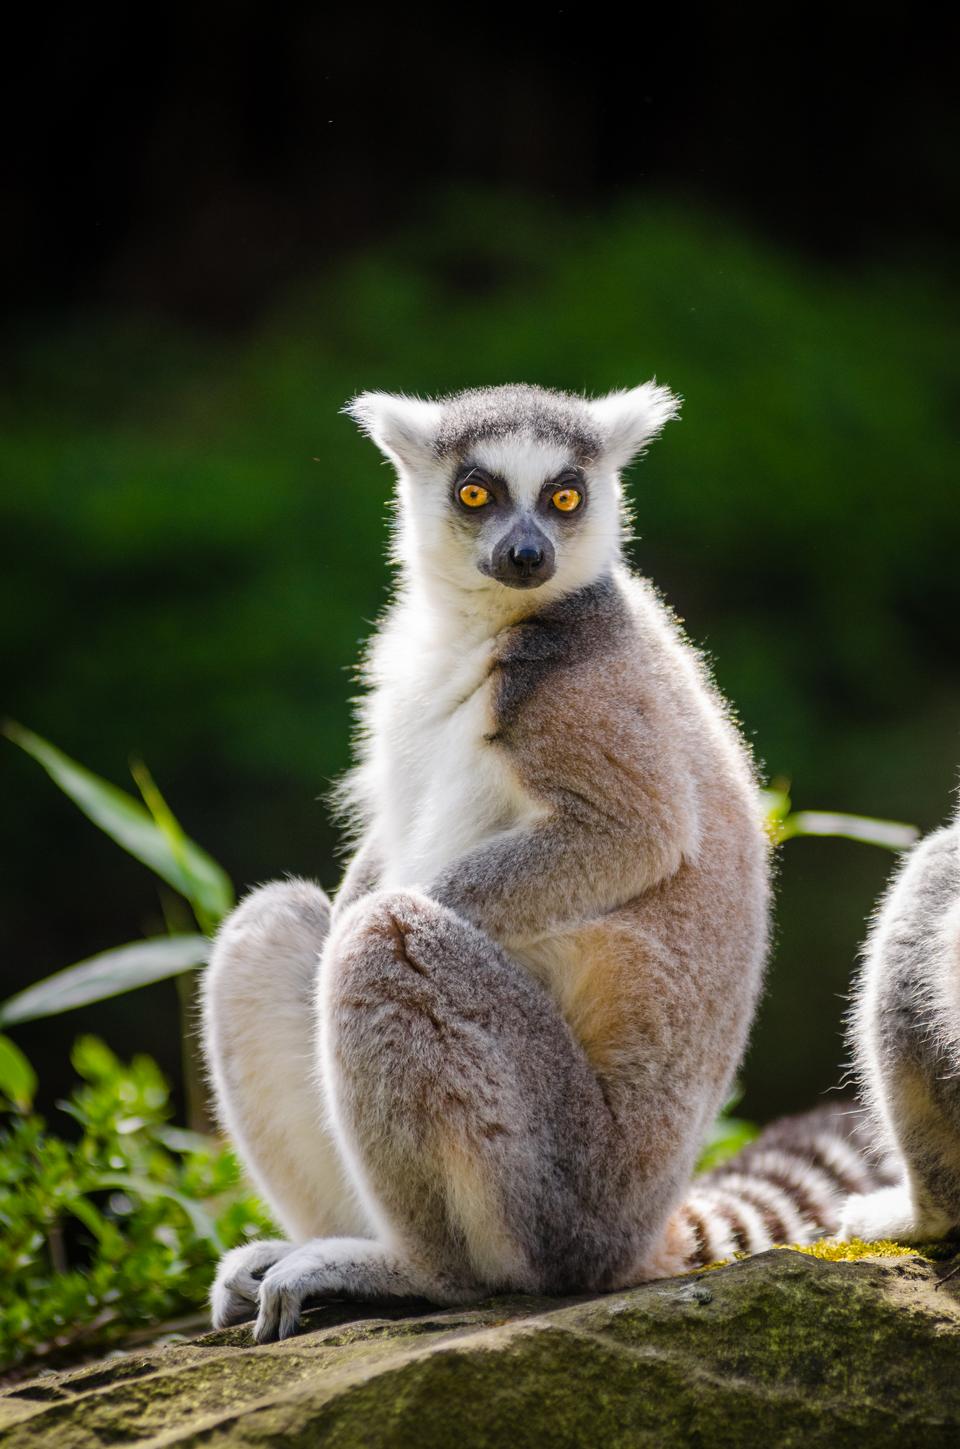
xmin=202 ymin=879 xmax=370 ymax=1327
xmin=841 ymin=829 xmax=960 ymax=1243
xmin=253 ymin=888 xmax=639 ymax=1342
xmin=840 ymin=1060 xmax=960 ymax=1244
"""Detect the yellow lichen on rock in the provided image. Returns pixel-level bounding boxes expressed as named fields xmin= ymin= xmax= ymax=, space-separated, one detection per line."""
xmin=783 ymin=1237 xmax=928 ymax=1262
xmin=693 ymin=1236 xmax=931 ymax=1273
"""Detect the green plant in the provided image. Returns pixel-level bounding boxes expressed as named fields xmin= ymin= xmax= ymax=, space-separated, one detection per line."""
xmin=0 ymin=1035 xmax=272 ymax=1374
xmin=0 ymin=1035 xmax=36 ymax=1114
xmin=761 ymin=782 xmax=918 ymax=851
xmin=1 ymin=725 xmax=227 ymax=1036
xmin=697 ymin=1087 xmax=759 ymax=1172
xmin=1 ymin=722 xmax=234 ymax=1128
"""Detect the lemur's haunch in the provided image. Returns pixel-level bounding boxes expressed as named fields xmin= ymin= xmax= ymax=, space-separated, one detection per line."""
xmin=841 ymin=811 xmax=960 ymax=1243
xmin=202 ymin=383 xmax=888 ymax=1343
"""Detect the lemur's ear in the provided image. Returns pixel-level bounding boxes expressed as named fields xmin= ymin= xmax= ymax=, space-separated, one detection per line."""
xmin=343 ymin=392 xmax=444 ymax=470
xmin=586 ymin=382 xmax=681 ymax=471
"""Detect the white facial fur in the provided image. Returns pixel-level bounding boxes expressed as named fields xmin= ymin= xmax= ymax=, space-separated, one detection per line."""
xmin=345 ymin=384 xmax=679 ymax=625
xmin=391 ymin=437 xmax=621 ymax=617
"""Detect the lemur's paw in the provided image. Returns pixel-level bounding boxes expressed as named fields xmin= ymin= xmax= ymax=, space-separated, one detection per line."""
xmin=210 ymin=1239 xmax=294 ymax=1329
xmin=837 ymin=1185 xmax=923 ymax=1243
xmin=253 ymin=1242 xmax=337 ymax=1342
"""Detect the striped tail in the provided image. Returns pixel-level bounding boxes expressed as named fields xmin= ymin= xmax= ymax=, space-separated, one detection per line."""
xmin=661 ymin=1103 xmax=901 ymax=1273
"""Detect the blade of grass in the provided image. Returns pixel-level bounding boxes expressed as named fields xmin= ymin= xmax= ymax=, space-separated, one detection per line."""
xmin=130 ymin=759 xmax=227 ymax=934
xmin=780 ymin=810 xmax=919 ymax=850
xmin=3 ymin=723 xmax=234 ymax=927
xmin=0 ymin=936 xmax=209 ymax=1026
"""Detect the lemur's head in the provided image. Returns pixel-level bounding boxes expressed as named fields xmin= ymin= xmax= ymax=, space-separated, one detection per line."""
xmin=345 ymin=383 xmax=678 ymax=612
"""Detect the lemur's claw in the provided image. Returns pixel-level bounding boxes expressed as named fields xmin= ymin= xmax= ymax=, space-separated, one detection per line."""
xmin=254 ymin=1261 xmax=311 ymax=1342
xmin=210 ymin=1240 xmax=294 ymax=1332
xmin=252 ymin=1243 xmax=327 ymax=1342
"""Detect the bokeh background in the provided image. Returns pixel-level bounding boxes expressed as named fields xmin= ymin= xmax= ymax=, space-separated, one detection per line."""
xmin=3 ymin=12 xmax=957 ymax=1127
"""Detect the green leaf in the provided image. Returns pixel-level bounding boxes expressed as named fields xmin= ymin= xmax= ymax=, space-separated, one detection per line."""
xmin=761 ymin=777 xmax=918 ymax=852
xmin=65 ymin=1195 xmax=110 ymax=1244
xmin=0 ymin=1034 xmax=37 ymax=1110
xmin=760 ymin=784 xmax=792 ymax=825
xmin=90 ymin=1172 xmax=224 ymax=1249
xmin=697 ymin=1113 xmax=759 ymax=1173
xmin=154 ymin=1124 xmax=219 ymax=1156
xmin=3 ymin=723 xmax=234 ymax=928
xmin=780 ymin=810 xmax=919 ymax=851
xmin=129 ymin=759 xmax=227 ymax=933
xmin=70 ymin=1033 xmax=123 ymax=1081
xmin=0 ymin=937 xmax=209 ymax=1027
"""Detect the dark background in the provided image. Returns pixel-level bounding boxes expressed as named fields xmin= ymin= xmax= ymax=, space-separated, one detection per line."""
xmin=3 ymin=10 xmax=957 ymax=1126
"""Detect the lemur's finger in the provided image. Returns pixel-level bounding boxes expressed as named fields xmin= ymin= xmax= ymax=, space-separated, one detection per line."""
xmin=210 ymin=1240 xmax=294 ymax=1330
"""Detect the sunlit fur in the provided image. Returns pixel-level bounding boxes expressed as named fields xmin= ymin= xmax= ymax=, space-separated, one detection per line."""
xmin=202 ymin=381 xmax=852 ymax=1344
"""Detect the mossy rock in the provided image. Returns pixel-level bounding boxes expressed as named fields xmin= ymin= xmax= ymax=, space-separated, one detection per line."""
xmin=4 ymin=1248 xmax=960 ymax=1447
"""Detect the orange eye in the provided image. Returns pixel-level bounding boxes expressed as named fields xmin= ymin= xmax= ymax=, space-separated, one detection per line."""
xmin=551 ymin=487 xmax=582 ymax=513
xmin=459 ymin=482 xmax=491 ymax=508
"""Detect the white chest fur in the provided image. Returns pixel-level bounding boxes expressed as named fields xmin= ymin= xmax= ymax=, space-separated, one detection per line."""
xmin=360 ymin=611 xmax=541 ymax=892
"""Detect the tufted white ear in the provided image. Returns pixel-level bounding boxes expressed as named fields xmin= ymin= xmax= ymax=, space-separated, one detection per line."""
xmin=344 ymin=392 xmax=444 ymax=471
xmin=586 ymin=382 xmax=681 ymax=471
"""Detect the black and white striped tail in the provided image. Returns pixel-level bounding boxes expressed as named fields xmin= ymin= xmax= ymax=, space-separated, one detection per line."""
xmin=671 ymin=1103 xmax=900 ymax=1269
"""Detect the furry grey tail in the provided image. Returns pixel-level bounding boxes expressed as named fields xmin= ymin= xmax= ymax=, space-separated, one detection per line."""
xmin=671 ymin=1103 xmax=901 ymax=1268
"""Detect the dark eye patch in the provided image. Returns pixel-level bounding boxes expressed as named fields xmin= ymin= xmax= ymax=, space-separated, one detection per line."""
xmin=538 ymin=469 xmax=588 ymax=519
xmin=451 ymin=463 xmax=511 ymax=514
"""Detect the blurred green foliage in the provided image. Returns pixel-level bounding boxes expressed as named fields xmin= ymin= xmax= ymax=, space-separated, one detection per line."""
xmin=0 ymin=1036 xmax=272 ymax=1374
xmin=3 ymin=192 xmax=958 ymax=1120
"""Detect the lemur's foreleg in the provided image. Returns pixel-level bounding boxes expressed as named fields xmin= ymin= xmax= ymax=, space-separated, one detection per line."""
xmin=328 ymin=833 xmax=382 ymax=930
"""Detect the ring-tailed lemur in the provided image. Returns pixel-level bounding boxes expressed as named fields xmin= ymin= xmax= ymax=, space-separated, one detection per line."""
xmin=840 ymin=808 xmax=960 ymax=1242
xmin=202 ymin=383 xmax=891 ymax=1343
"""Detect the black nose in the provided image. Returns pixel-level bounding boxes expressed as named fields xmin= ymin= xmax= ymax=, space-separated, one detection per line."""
xmin=509 ymin=545 xmax=545 ymax=576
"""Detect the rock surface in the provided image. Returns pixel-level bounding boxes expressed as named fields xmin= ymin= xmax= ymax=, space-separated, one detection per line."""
xmin=3 ymin=1248 xmax=960 ymax=1447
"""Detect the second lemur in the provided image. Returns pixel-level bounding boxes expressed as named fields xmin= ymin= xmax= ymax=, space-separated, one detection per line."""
xmin=203 ymin=382 xmax=883 ymax=1343
xmin=840 ymin=804 xmax=960 ymax=1243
